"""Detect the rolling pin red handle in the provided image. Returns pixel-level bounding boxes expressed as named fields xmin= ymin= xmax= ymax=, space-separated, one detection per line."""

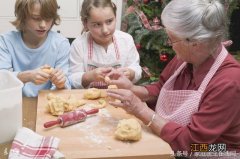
xmin=86 ymin=108 xmax=99 ymax=115
xmin=44 ymin=119 xmax=61 ymax=128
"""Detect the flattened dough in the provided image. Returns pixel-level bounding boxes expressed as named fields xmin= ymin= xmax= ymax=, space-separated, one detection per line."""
xmin=46 ymin=93 xmax=86 ymax=116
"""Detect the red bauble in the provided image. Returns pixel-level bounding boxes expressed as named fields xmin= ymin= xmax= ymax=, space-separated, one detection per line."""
xmin=160 ymin=54 xmax=168 ymax=62
xmin=143 ymin=0 xmax=149 ymax=4
xmin=135 ymin=43 xmax=141 ymax=50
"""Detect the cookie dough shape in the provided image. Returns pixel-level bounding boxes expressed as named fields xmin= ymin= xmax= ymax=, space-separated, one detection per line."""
xmin=41 ymin=66 xmax=54 ymax=74
xmin=46 ymin=93 xmax=86 ymax=116
xmin=83 ymin=88 xmax=101 ymax=99
xmin=47 ymin=96 xmax=66 ymax=116
xmin=104 ymin=76 xmax=111 ymax=83
xmin=115 ymin=118 xmax=142 ymax=141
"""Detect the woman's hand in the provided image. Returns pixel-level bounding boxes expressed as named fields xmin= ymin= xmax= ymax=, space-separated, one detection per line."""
xmin=106 ymin=89 xmax=144 ymax=115
xmin=49 ymin=68 xmax=66 ymax=89
xmin=105 ymin=70 xmax=134 ymax=89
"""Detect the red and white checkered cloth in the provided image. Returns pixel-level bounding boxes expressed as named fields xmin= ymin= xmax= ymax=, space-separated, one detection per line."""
xmin=8 ymin=127 xmax=63 ymax=159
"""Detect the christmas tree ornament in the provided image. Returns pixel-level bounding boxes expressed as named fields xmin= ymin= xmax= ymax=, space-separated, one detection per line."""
xmin=160 ymin=54 xmax=168 ymax=62
xmin=135 ymin=43 xmax=141 ymax=50
xmin=143 ymin=0 xmax=149 ymax=4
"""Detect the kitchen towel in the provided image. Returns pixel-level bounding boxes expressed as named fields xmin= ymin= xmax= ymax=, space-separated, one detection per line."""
xmin=8 ymin=127 xmax=64 ymax=159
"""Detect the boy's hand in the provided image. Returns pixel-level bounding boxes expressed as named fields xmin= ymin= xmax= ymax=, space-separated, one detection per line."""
xmin=49 ymin=68 xmax=66 ymax=89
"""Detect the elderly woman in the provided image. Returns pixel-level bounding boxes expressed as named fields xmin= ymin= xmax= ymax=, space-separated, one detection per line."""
xmin=106 ymin=0 xmax=240 ymax=154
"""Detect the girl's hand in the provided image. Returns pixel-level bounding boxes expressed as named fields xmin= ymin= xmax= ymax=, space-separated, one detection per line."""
xmin=116 ymin=67 xmax=134 ymax=80
xmin=105 ymin=70 xmax=134 ymax=89
xmin=106 ymin=89 xmax=144 ymax=115
xmin=92 ymin=67 xmax=113 ymax=81
xmin=49 ymin=68 xmax=66 ymax=89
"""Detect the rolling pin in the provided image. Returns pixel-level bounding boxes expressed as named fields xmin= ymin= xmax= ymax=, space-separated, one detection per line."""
xmin=44 ymin=109 xmax=99 ymax=128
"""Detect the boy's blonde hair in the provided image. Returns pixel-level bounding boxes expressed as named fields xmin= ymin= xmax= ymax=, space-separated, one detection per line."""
xmin=11 ymin=0 xmax=60 ymax=31
xmin=80 ymin=0 xmax=117 ymax=32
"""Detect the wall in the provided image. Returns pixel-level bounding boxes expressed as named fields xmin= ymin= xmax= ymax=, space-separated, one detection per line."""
xmin=0 ymin=0 xmax=123 ymax=38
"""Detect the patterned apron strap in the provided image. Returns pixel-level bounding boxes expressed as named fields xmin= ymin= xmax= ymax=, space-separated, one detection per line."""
xmin=163 ymin=62 xmax=187 ymax=87
xmin=88 ymin=35 xmax=120 ymax=60
xmin=198 ymin=45 xmax=228 ymax=93
xmin=113 ymin=35 xmax=120 ymax=60
xmin=88 ymin=35 xmax=93 ymax=60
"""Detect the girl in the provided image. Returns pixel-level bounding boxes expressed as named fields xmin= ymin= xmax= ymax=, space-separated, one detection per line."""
xmin=0 ymin=0 xmax=70 ymax=97
xmin=69 ymin=0 xmax=142 ymax=89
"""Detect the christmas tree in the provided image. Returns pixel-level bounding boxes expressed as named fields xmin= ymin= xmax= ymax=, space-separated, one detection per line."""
xmin=121 ymin=0 xmax=174 ymax=83
xmin=121 ymin=0 xmax=239 ymax=83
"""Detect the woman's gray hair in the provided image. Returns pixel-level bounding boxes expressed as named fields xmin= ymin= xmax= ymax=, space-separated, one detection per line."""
xmin=161 ymin=0 xmax=227 ymax=42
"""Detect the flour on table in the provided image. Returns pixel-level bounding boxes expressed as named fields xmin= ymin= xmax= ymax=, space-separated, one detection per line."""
xmin=69 ymin=108 xmax=117 ymax=146
xmin=84 ymin=132 xmax=104 ymax=144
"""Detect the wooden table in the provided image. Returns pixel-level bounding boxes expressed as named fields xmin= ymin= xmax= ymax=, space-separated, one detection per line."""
xmin=0 ymin=90 xmax=173 ymax=159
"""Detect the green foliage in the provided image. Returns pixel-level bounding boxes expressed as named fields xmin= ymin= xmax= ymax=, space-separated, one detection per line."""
xmin=223 ymin=0 xmax=239 ymax=17
xmin=122 ymin=0 xmax=174 ymax=81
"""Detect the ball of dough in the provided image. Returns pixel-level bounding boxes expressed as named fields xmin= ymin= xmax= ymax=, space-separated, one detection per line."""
xmin=41 ymin=66 xmax=54 ymax=74
xmin=108 ymin=85 xmax=118 ymax=89
xmin=104 ymin=76 xmax=111 ymax=83
xmin=115 ymin=118 xmax=142 ymax=141
xmin=83 ymin=88 xmax=101 ymax=100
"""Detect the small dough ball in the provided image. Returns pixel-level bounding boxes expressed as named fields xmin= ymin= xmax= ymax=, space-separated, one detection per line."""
xmin=108 ymin=85 xmax=118 ymax=89
xmin=83 ymin=88 xmax=101 ymax=99
xmin=104 ymin=76 xmax=111 ymax=83
xmin=41 ymin=66 xmax=54 ymax=74
xmin=115 ymin=118 xmax=142 ymax=141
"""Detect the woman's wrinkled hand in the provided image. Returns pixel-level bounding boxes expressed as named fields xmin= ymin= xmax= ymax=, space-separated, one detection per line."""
xmin=106 ymin=89 xmax=144 ymax=115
